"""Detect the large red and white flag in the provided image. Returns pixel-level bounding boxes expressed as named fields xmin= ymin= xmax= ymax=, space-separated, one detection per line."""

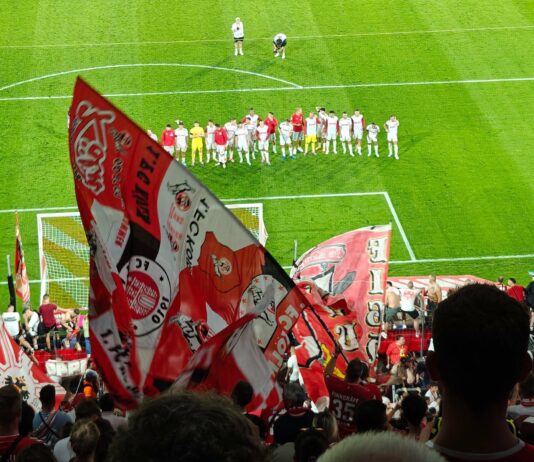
xmin=69 ymin=78 xmax=310 ymax=408
xmin=15 ymin=213 xmax=31 ymax=305
xmin=290 ymin=225 xmax=391 ymax=402
xmin=0 ymin=319 xmax=64 ymax=408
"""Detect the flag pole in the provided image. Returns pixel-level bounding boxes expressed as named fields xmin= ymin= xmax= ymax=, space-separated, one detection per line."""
xmin=293 ymin=240 xmax=298 ymax=266
xmin=6 ymin=255 xmax=16 ymax=307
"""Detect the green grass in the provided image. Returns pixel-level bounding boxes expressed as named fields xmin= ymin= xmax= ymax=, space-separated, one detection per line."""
xmin=1 ymin=0 xmax=534 ymax=306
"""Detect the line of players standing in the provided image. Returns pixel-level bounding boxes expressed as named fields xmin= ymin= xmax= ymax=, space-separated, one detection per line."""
xmin=147 ymin=107 xmax=400 ymax=168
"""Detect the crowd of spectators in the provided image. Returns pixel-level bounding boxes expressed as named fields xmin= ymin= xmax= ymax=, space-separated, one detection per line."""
xmin=1 ymin=283 xmax=534 ymax=461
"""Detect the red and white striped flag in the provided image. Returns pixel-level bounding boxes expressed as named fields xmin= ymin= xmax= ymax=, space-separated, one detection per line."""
xmin=15 ymin=213 xmax=31 ymax=305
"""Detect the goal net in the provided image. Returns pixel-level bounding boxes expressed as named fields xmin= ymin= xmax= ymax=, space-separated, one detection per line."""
xmin=37 ymin=203 xmax=267 ymax=308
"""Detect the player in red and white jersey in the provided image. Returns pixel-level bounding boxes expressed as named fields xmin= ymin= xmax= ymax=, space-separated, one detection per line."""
xmin=316 ymin=107 xmax=328 ymax=152
xmin=338 ymin=112 xmax=354 ymax=157
xmin=224 ymin=119 xmax=238 ymax=162
xmin=235 ymin=123 xmax=251 ymax=165
xmin=291 ymin=107 xmax=304 ymax=155
xmin=366 ymin=122 xmax=380 ymax=157
xmin=205 ymin=120 xmax=216 ymax=163
xmin=256 ymin=120 xmax=271 ymax=165
xmin=174 ymin=120 xmax=189 ymax=166
xmin=384 ymin=115 xmax=400 ymax=160
xmin=242 ymin=109 xmax=260 ymax=156
xmin=351 ymin=109 xmax=365 ymax=156
xmin=304 ymin=112 xmax=320 ymax=155
xmin=325 ymin=111 xmax=339 ymax=154
xmin=161 ymin=124 xmax=176 ymax=156
xmin=147 ymin=129 xmax=158 ymax=142
xmin=324 ymin=344 xmax=374 ymax=438
xmin=264 ymin=112 xmax=278 ymax=154
xmin=214 ymin=124 xmax=228 ymax=169
xmin=278 ymin=119 xmax=293 ymax=159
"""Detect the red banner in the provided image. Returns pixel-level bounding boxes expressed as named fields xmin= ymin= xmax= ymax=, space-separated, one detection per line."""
xmin=0 ymin=320 xmax=64 ymax=409
xmin=15 ymin=213 xmax=30 ymax=305
xmin=290 ymin=225 xmax=391 ymax=402
xmin=69 ymin=78 xmax=310 ymax=408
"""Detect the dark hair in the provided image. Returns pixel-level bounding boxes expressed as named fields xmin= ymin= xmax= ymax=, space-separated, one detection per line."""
xmin=110 ymin=392 xmax=265 ymax=462
xmin=166 ymin=124 xmax=171 ymax=128
xmin=520 ymin=372 xmax=534 ymax=399
xmin=354 ymin=400 xmax=387 ymax=433
xmin=19 ymin=401 xmax=35 ymax=436
xmin=71 ymin=419 xmax=100 ymax=458
xmin=95 ymin=416 xmax=116 ymax=462
xmin=509 ymin=278 xmax=517 ymax=284
xmin=387 ymin=281 xmax=393 ymax=287
xmin=283 ymin=382 xmax=307 ymax=408
xmin=293 ymin=429 xmax=329 ymax=462
xmin=39 ymin=384 xmax=56 ymax=407
xmin=231 ymin=381 xmax=253 ymax=409
xmin=345 ymin=359 xmax=364 ymax=382
xmin=401 ymin=394 xmax=427 ymax=427
xmin=75 ymin=398 xmax=101 ymax=420
xmin=98 ymin=393 xmax=114 ymax=412
xmin=16 ymin=444 xmax=56 ymax=462
xmin=0 ymin=385 xmax=22 ymax=426
xmin=74 ymin=308 xmax=80 ymax=315
xmin=433 ymin=284 xmax=530 ymax=412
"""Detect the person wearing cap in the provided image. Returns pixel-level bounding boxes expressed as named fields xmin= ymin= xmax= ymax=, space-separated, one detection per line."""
xmin=525 ymin=271 xmax=534 ymax=331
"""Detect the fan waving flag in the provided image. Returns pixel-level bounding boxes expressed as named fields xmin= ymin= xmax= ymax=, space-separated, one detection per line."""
xmin=15 ymin=213 xmax=31 ymax=305
xmin=290 ymin=225 xmax=391 ymax=402
xmin=69 ymin=78 xmax=310 ymax=408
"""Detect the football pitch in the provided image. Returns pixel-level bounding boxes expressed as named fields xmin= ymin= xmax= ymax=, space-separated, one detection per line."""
xmin=1 ymin=0 xmax=534 ymax=301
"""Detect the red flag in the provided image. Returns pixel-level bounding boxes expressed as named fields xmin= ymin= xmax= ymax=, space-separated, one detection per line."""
xmin=15 ymin=213 xmax=31 ymax=305
xmin=69 ymin=78 xmax=310 ymax=408
xmin=290 ymin=225 xmax=391 ymax=402
xmin=0 ymin=319 xmax=64 ymax=409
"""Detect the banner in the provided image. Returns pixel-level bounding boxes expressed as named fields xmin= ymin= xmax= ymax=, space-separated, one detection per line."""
xmin=15 ymin=213 xmax=31 ymax=305
xmin=69 ymin=78 xmax=310 ymax=408
xmin=290 ymin=225 xmax=391 ymax=402
xmin=0 ymin=319 xmax=64 ymax=409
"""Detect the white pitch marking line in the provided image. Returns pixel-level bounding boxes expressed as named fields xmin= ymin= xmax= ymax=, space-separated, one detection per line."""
xmin=1 ymin=76 xmax=533 ymax=102
xmin=382 ymin=192 xmax=416 ymax=262
xmin=390 ymin=253 xmax=534 ymax=264
xmin=0 ymin=24 xmax=532 ymax=49
xmin=0 ymin=63 xmax=302 ymax=93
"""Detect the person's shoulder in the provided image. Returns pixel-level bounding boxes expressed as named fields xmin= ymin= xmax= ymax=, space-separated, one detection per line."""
xmin=16 ymin=436 xmax=42 ymax=453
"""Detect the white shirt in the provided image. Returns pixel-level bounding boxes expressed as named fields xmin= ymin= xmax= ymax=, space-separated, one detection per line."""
xmin=339 ymin=117 xmax=352 ymax=134
xmin=305 ymin=117 xmax=318 ymax=135
xmin=54 ymin=436 xmax=74 ymax=462
xmin=326 ymin=115 xmax=338 ymax=134
xmin=206 ymin=125 xmax=216 ymax=139
xmin=102 ymin=411 xmax=128 ymax=431
xmin=224 ymin=122 xmax=237 ymax=137
xmin=26 ymin=311 xmax=40 ymax=336
xmin=247 ymin=114 xmax=259 ymax=126
xmin=351 ymin=114 xmax=364 ymax=130
xmin=2 ymin=312 xmax=20 ymax=337
xmin=400 ymin=288 xmax=418 ymax=312
xmin=256 ymin=125 xmax=269 ymax=141
xmin=273 ymin=33 xmax=287 ymax=43
xmin=174 ymin=128 xmax=188 ymax=143
xmin=385 ymin=119 xmax=399 ymax=135
xmin=280 ymin=122 xmax=292 ymax=137
xmin=287 ymin=355 xmax=303 ymax=384
xmin=231 ymin=21 xmax=244 ymax=38
xmin=367 ymin=124 xmax=380 ymax=138
xmin=235 ymin=127 xmax=248 ymax=142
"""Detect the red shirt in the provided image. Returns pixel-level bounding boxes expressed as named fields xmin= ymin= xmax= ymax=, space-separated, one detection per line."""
xmin=264 ymin=116 xmax=278 ymax=135
xmin=325 ymin=375 xmax=373 ymax=437
xmin=362 ymin=382 xmax=382 ymax=400
xmin=214 ymin=128 xmax=228 ymax=145
xmin=386 ymin=342 xmax=408 ymax=365
xmin=507 ymin=285 xmax=525 ymax=303
xmin=0 ymin=435 xmax=41 ymax=461
xmin=161 ymin=129 xmax=176 ymax=147
xmin=291 ymin=113 xmax=304 ymax=132
xmin=39 ymin=303 xmax=57 ymax=328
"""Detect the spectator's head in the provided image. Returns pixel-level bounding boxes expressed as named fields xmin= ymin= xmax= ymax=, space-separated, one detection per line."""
xmin=75 ymin=398 xmax=101 ymax=421
xmin=98 ymin=393 xmax=114 ymax=413
xmin=428 ymin=283 xmax=531 ymax=413
xmin=70 ymin=419 xmax=100 ymax=460
xmin=231 ymin=381 xmax=254 ymax=410
xmin=19 ymin=401 xmax=35 ymax=437
xmin=111 ymin=392 xmax=265 ymax=462
xmin=401 ymin=394 xmax=427 ymax=428
xmin=508 ymin=277 xmax=516 ymax=286
xmin=39 ymin=384 xmax=56 ymax=410
xmin=312 ymin=410 xmax=339 ymax=444
xmin=22 ymin=305 xmax=32 ymax=314
xmin=386 ymin=281 xmax=393 ymax=287
xmin=16 ymin=443 xmax=57 ymax=462
xmin=354 ymin=400 xmax=387 ymax=433
xmin=429 ymin=275 xmax=436 ymax=283
xmin=497 ymin=276 xmax=504 ymax=284
xmin=345 ymin=359 xmax=364 ymax=383
xmin=397 ymin=336 xmax=406 ymax=346
xmin=407 ymin=281 xmax=414 ymax=289
xmin=317 ymin=431 xmax=446 ymax=462
xmin=42 ymin=294 xmax=50 ymax=304
xmin=294 ymin=429 xmax=329 ymax=462
xmin=0 ymin=385 xmax=22 ymax=432
xmin=519 ymin=372 xmax=534 ymax=400
xmin=7 ymin=304 xmax=15 ymax=312
xmin=283 ymin=383 xmax=307 ymax=409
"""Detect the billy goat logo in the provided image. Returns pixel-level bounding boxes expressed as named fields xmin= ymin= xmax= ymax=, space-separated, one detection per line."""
xmin=4 ymin=375 xmax=30 ymax=401
xmin=211 ymin=255 xmax=232 ymax=278
xmin=72 ymin=100 xmax=115 ymax=195
xmin=167 ymin=180 xmax=196 ymax=212
xmin=168 ymin=314 xmax=209 ymax=352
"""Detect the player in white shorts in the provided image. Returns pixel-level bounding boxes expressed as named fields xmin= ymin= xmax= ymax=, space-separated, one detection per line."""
xmin=175 ymin=121 xmax=189 ymax=166
xmin=325 ymin=110 xmax=339 ymax=154
xmin=316 ymin=107 xmax=327 ymax=152
xmin=351 ymin=109 xmax=365 ymax=156
xmin=256 ymin=120 xmax=271 ymax=165
xmin=366 ymin=122 xmax=380 ymax=157
xmin=384 ymin=115 xmax=400 ymax=160
xmin=235 ymin=123 xmax=251 ymax=165
xmin=243 ymin=116 xmax=257 ymax=159
xmin=224 ymin=118 xmax=238 ymax=162
xmin=279 ymin=119 xmax=293 ymax=159
xmin=205 ymin=120 xmax=216 ymax=163
xmin=338 ymin=112 xmax=354 ymax=156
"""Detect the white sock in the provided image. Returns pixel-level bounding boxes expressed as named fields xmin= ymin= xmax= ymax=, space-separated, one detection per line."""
xmin=388 ymin=143 xmax=392 ymax=156
xmin=333 ymin=140 xmax=337 ymax=153
xmin=325 ymin=140 xmax=330 ymax=153
xmin=374 ymin=145 xmax=379 ymax=157
xmin=357 ymin=145 xmax=362 ymax=155
xmin=349 ymin=144 xmax=353 ymax=156
xmin=238 ymin=150 xmax=243 ymax=163
xmin=265 ymin=151 xmax=270 ymax=164
xmin=246 ymin=152 xmax=250 ymax=164
xmin=394 ymin=144 xmax=399 ymax=158
xmin=342 ymin=143 xmax=346 ymax=154
xmin=273 ymin=145 xmax=277 ymax=153
xmin=234 ymin=48 xmax=238 ymax=56
xmin=282 ymin=147 xmax=286 ymax=157
xmin=368 ymin=145 xmax=372 ymax=156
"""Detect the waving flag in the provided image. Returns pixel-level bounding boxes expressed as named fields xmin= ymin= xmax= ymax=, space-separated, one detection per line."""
xmin=69 ymin=78 xmax=310 ymax=408
xmin=0 ymin=319 xmax=64 ymax=409
xmin=290 ymin=225 xmax=391 ymax=402
xmin=15 ymin=213 xmax=31 ymax=305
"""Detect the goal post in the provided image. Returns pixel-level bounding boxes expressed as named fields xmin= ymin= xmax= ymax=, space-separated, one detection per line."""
xmin=37 ymin=203 xmax=268 ymax=308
